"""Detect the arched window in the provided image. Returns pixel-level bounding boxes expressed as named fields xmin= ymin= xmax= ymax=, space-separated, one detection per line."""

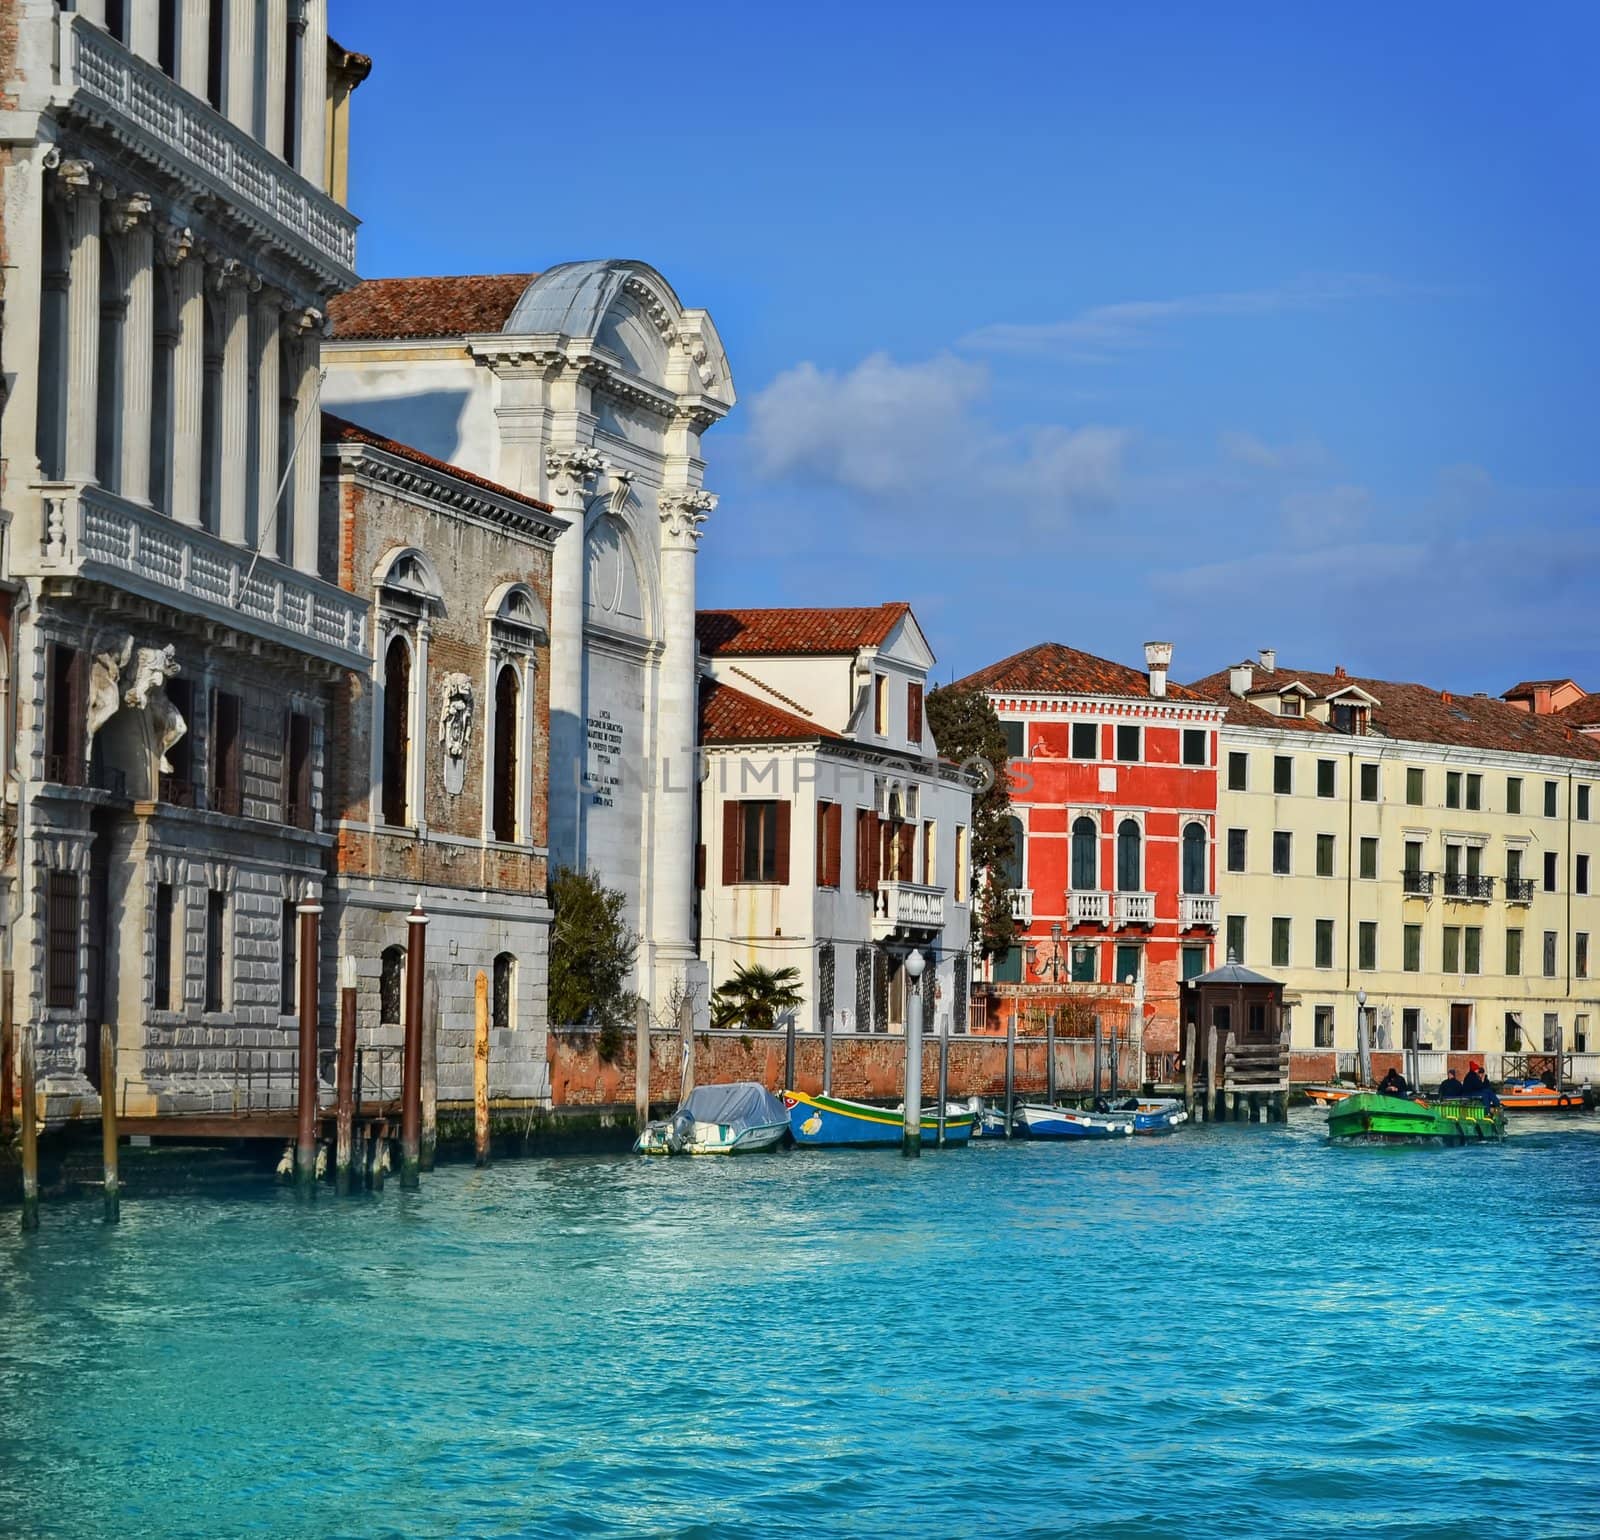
xmin=150 ymin=267 xmax=177 ymax=512
xmin=491 ymin=663 xmax=519 ymax=842
xmin=199 ymin=294 xmax=223 ymax=530
xmin=381 ymin=634 xmax=412 ymax=826
xmin=1071 ymin=816 xmax=1098 ymax=891
xmin=37 ymin=204 xmax=70 ymax=480
xmin=1000 ymin=815 xmax=1024 ymax=891
xmin=1182 ymin=823 xmax=1207 ymax=895
xmin=379 ymin=944 xmax=406 ymax=1026
xmin=96 ymin=240 xmax=124 ymax=490
xmin=1116 ymin=819 xmax=1142 ymax=893
xmin=493 ymin=952 xmax=516 ymax=1032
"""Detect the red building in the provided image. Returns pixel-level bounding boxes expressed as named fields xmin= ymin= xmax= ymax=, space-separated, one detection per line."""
xmin=950 ymin=641 xmax=1226 ymax=1055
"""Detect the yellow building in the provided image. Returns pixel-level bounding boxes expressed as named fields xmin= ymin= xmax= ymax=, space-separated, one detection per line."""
xmin=1191 ymin=654 xmax=1600 ymax=1083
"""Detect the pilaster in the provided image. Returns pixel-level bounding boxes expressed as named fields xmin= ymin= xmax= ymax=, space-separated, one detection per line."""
xmin=262 ymin=0 xmax=289 ymax=158
xmin=114 ymin=195 xmax=155 ymax=505
xmin=128 ymin=0 xmax=160 ymax=60
xmin=225 ymin=0 xmax=256 ymax=134
xmin=168 ymin=235 xmax=205 ymax=528
xmin=178 ymin=0 xmax=209 ymax=96
xmin=255 ymin=298 xmax=282 ymax=554
xmin=289 ymin=316 xmax=323 ymax=574
xmin=217 ymin=263 xmax=253 ymax=545
xmin=62 ymin=163 xmax=103 ymax=483
xmin=300 ymin=0 xmax=328 ymax=192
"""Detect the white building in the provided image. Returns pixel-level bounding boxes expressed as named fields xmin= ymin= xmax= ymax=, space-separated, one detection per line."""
xmin=696 ymin=604 xmax=975 ymax=1035
xmin=322 ymin=264 xmax=735 ymax=1023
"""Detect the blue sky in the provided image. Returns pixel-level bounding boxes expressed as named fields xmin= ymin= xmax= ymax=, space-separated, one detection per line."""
xmin=337 ymin=0 xmax=1599 ymax=693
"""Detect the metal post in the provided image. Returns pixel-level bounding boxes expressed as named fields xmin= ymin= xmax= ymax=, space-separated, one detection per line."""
xmin=473 ymin=968 xmax=490 ymax=1167
xmin=20 ymin=1031 xmax=39 ymax=1232
xmin=400 ymin=897 xmax=428 ymax=1189
xmin=335 ymin=983 xmax=356 ymax=1194
xmin=1213 ymin=1023 xmax=1226 ymax=1121
xmin=784 ymin=1009 xmax=796 ymax=1092
xmin=1356 ymin=992 xmax=1371 ymax=1088
xmin=1183 ymin=1016 xmax=1195 ymax=1114
xmin=634 ymin=997 xmax=651 ymax=1131
xmin=420 ymin=970 xmax=438 ymax=1172
xmin=1046 ymin=1010 xmax=1056 ymax=1105
xmin=295 ymin=897 xmax=322 ymax=1190
xmin=100 ymin=1023 xmax=119 ymax=1223
xmin=1092 ymin=1014 xmax=1103 ymax=1106
xmin=937 ymin=1011 xmax=949 ymax=1147
xmin=1109 ymin=1013 xmax=1119 ymax=1102
xmin=1004 ymin=1009 xmax=1015 ymax=1137
xmin=1 ymin=970 xmax=14 ymax=1138
xmin=822 ymin=1006 xmax=834 ymax=1097
xmin=903 ymin=950 xmax=925 ymax=1157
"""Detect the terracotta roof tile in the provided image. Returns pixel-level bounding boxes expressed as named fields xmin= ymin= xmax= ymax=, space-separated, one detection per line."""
xmin=322 ymin=412 xmax=556 ymax=516
xmin=328 ymin=274 xmax=538 ymax=341
xmin=1187 ymin=664 xmax=1600 ymax=762
xmin=696 ymin=604 xmax=911 ymax=657
xmin=950 ymin=641 xmax=1208 ymax=703
xmin=698 ymin=678 xmax=844 ymax=746
xmin=1559 ymin=694 xmax=1600 ymax=729
xmin=1504 ymin=678 xmax=1578 ymax=698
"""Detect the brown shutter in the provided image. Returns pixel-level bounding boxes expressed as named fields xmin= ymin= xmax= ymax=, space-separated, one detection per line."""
xmin=816 ymin=804 xmax=829 ymax=887
xmin=827 ymin=803 xmax=842 ymax=889
xmin=696 ymin=842 xmax=707 ymax=890
xmin=898 ymin=823 xmax=915 ymax=881
xmin=722 ymin=801 xmax=741 ymax=885
xmin=775 ymin=800 xmax=791 ymax=885
xmin=866 ymin=810 xmax=881 ymax=887
xmin=908 ymin=683 xmax=923 ymax=746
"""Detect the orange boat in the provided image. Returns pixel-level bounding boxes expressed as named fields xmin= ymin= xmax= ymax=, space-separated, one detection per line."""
xmin=1302 ymin=1085 xmax=1356 ymax=1106
xmin=1496 ymin=1079 xmax=1594 ymax=1113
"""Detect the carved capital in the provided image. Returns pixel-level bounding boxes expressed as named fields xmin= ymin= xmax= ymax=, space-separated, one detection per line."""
xmin=54 ymin=157 xmax=98 ymax=199
xmin=107 ymin=192 xmax=153 ymax=236
xmin=155 ymin=220 xmax=194 ymax=266
xmin=545 ymin=445 xmax=607 ymax=501
xmin=283 ymin=304 xmax=324 ymax=335
xmin=658 ymin=487 xmax=717 ymax=547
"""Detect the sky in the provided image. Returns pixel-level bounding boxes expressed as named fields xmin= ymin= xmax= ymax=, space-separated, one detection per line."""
xmin=335 ymin=0 xmax=1600 ymax=694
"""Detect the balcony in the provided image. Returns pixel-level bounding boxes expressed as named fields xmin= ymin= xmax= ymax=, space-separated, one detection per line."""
xmin=1442 ymin=873 xmax=1494 ymax=902
xmin=1009 ymin=889 xmax=1033 ymax=925
xmin=1180 ymin=894 xmax=1218 ymax=929
xmin=1068 ymin=890 xmax=1109 ymax=926
xmin=64 ymin=14 xmax=358 ymax=287
xmin=1113 ymin=891 xmax=1156 ymax=927
xmin=873 ymin=880 xmax=945 ymax=939
xmin=1402 ymin=870 xmax=1434 ymax=896
xmin=1505 ymin=877 xmax=1535 ymax=905
xmin=36 ymin=482 xmax=368 ymax=671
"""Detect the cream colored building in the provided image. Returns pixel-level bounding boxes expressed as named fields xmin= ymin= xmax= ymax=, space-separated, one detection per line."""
xmin=1192 ymin=654 xmax=1600 ymax=1081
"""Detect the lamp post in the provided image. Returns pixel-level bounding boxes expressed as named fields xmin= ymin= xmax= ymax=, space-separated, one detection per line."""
xmin=903 ymin=949 xmax=925 ymax=1158
xmin=1356 ymin=986 xmax=1371 ymax=1088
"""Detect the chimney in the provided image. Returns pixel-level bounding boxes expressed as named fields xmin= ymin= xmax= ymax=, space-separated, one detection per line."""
xmin=1228 ymin=663 xmax=1254 ymax=697
xmin=1334 ymin=664 xmax=1347 ymax=681
xmin=1440 ymin=690 xmax=1452 ymax=705
xmin=1144 ymin=641 xmax=1173 ymax=699
xmin=1258 ymin=647 xmax=1276 ymax=673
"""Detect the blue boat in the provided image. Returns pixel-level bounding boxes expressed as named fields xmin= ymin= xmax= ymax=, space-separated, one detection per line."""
xmin=1014 ymin=1102 xmax=1134 ymax=1140
xmin=1108 ymin=1097 xmax=1189 ymax=1135
xmin=782 ymin=1090 xmax=977 ymax=1147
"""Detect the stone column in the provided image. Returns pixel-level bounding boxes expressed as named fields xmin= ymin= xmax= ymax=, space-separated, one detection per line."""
xmin=224 ymin=0 xmax=255 ymax=134
xmin=178 ymin=0 xmax=209 ymax=96
xmin=128 ymin=0 xmax=160 ymax=60
xmin=651 ymin=487 xmax=716 ymax=999
xmin=262 ymin=0 xmax=289 ymax=158
xmin=290 ymin=319 xmax=322 ymax=575
xmin=62 ymin=165 xmax=102 ymax=483
xmin=543 ymin=447 xmax=605 ymax=871
xmin=78 ymin=0 xmax=107 ymax=26
xmin=299 ymin=0 xmax=328 ymax=191
xmin=217 ymin=265 xmax=251 ymax=545
xmin=114 ymin=197 xmax=155 ymax=505
xmin=169 ymin=238 xmax=205 ymax=528
xmin=254 ymin=298 xmax=281 ymax=554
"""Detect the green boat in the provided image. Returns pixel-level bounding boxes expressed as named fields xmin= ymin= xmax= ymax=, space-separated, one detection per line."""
xmin=1327 ymin=1092 xmax=1506 ymax=1143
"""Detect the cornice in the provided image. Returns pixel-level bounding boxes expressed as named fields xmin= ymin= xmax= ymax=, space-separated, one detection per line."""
xmin=332 ymin=444 xmax=567 ymax=544
xmin=989 ymin=692 xmax=1228 ymax=723
xmin=1216 ymin=720 xmax=1600 ymax=776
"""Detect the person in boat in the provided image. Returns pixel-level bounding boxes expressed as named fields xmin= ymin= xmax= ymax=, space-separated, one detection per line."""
xmin=1462 ymin=1062 xmax=1488 ymax=1095
xmin=1438 ymin=1068 xmax=1466 ymax=1099
xmin=1377 ymin=1066 xmax=1410 ymax=1097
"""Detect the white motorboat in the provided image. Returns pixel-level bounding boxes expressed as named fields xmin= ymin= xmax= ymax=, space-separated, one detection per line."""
xmin=635 ymin=1083 xmax=791 ymax=1156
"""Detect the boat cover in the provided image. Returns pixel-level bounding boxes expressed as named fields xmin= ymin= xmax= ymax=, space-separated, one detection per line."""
xmin=682 ymin=1082 xmax=789 ymax=1129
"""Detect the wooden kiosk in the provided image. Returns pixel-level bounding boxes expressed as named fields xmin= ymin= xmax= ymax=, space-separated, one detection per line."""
xmin=1182 ymin=956 xmax=1291 ymax=1123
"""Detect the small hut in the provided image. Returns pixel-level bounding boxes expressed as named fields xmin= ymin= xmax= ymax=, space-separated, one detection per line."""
xmin=1182 ymin=956 xmax=1290 ymax=1123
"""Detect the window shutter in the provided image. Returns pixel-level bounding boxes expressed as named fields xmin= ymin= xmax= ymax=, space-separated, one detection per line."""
xmin=866 ymin=810 xmax=881 ymax=887
xmin=775 ymin=800 xmax=791 ymax=885
xmin=695 ymin=842 xmax=707 ymax=891
xmin=827 ymin=803 xmax=842 ymax=889
xmin=908 ymin=683 xmax=923 ymax=746
xmin=898 ymin=822 xmax=914 ymax=881
xmin=722 ymin=801 xmax=741 ymax=886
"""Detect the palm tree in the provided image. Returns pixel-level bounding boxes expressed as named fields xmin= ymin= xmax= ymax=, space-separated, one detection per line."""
xmin=711 ymin=963 xmax=804 ymax=1032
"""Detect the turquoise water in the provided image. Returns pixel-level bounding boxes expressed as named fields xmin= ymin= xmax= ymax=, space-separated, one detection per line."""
xmin=2 ymin=1112 xmax=1598 ymax=1539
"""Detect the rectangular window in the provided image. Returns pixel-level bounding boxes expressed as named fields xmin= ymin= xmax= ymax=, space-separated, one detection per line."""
xmin=1113 ymin=944 xmax=1142 ymax=985
xmin=1314 ymin=1005 xmax=1334 ymax=1048
xmin=285 ymin=711 xmax=312 ymax=830
xmin=1271 ymin=917 xmax=1290 ymax=968
xmin=1315 ymin=919 xmax=1334 ymax=969
xmin=1579 ymin=932 xmax=1590 ymax=980
xmin=204 ymin=890 xmax=226 ymax=1014
xmin=906 ymin=683 xmax=923 ymax=747
xmin=816 ymin=802 xmax=842 ymax=888
xmin=1464 ymin=926 xmax=1481 ymax=975
xmin=1181 ymin=946 xmax=1206 ymax=981
xmin=1315 ymin=833 xmax=1335 ymax=877
xmin=1071 ymin=722 xmax=1097 ymax=760
xmin=1580 ymin=785 xmax=1592 ymax=821
xmin=1359 ymin=763 xmax=1379 ymax=802
xmin=1182 ymin=729 xmax=1207 ymax=766
xmin=1543 ymin=930 xmax=1558 ymax=978
xmin=161 ymin=678 xmax=195 ymax=798
xmin=211 ymin=689 xmax=242 ymax=816
xmin=1227 ymin=751 xmax=1248 ymax=791
xmin=1070 ymin=943 xmax=1097 ymax=984
xmin=1272 ymin=831 xmax=1292 ymax=875
xmin=1445 ymin=771 xmax=1461 ymax=809
xmin=1403 ymin=1009 xmax=1421 ymax=1049
xmin=1507 ymin=777 xmax=1522 ymax=815
xmin=1403 ymin=924 xmax=1421 ymax=973
xmin=1544 ymin=851 xmax=1558 ymax=893
xmin=874 ymin=675 xmax=889 ymax=735
xmin=1442 ymin=926 xmax=1460 ymax=973
xmin=46 ymin=872 xmax=79 ymax=1009
xmin=1358 ymin=836 xmax=1378 ymax=880
xmin=1506 ymin=928 xmax=1523 ymax=976
xmin=1543 ymin=1014 xmax=1561 ymax=1053
xmin=1226 ymin=828 xmax=1247 ymax=872
xmin=1465 ymin=773 xmax=1482 ymax=811
xmin=1115 ymin=724 xmax=1141 ymax=763
xmin=1577 ymin=1015 xmax=1590 ymax=1053
xmin=153 ymin=883 xmax=174 ymax=1011
xmin=1274 ymin=756 xmax=1293 ymax=795
xmin=1507 ymin=847 xmax=1523 ymax=884
xmin=280 ymin=899 xmax=298 ymax=1014
xmin=1406 ymin=766 xmax=1424 ymax=806
xmin=1316 ymin=759 xmax=1336 ymax=798
xmin=954 ymin=825 xmax=968 ymax=903
xmin=726 ymin=800 xmax=790 ymax=885
xmin=922 ymin=820 xmax=937 ymax=887
xmin=1578 ymin=854 xmax=1590 ymax=895
xmin=1358 ymin=921 xmax=1376 ymax=971
xmin=1545 ymin=780 xmax=1559 ymax=818
xmin=45 ymin=643 xmax=86 ymax=785
xmin=1504 ymin=1011 xmax=1523 ymax=1052
xmin=1226 ymin=914 xmax=1245 ymax=965
xmin=854 ymin=808 xmax=879 ymax=893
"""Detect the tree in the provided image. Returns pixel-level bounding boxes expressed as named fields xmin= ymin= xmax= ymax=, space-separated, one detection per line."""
xmin=926 ymin=683 xmax=1017 ymax=960
xmin=710 ymin=962 xmax=803 ymax=1032
xmin=548 ymin=866 xmax=639 ymax=1054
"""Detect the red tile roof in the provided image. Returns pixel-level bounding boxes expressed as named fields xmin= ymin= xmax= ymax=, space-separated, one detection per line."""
xmin=1559 ymin=693 xmax=1600 ymax=729
xmin=322 ymin=412 xmax=556 ymax=515
xmin=1188 ymin=663 xmax=1600 ymax=761
xmin=698 ymin=678 xmax=844 ymax=746
xmin=696 ymin=604 xmax=911 ymax=657
xmin=1504 ymin=678 xmax=1579 ymax=698
xmin=950 ymin=641 xmax=1209 ymax=703
xmin=327 ymin=274 xmax=538 ymax=341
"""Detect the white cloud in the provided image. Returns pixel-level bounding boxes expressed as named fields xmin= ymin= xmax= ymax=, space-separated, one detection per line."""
xmin=1219 ymin=430 xmax=1330 ymax=473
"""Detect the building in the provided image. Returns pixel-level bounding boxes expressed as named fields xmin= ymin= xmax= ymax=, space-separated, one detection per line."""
xmin=1190 ymin=652 xmax=1600 ymax=1076
xmin=0 ymin=4 xmax=369 ymax=1115
xmin=695 ymin=604 xmax=974 ymax=1035
xmin=321 ymin=413 xmax=564 ymax=1103
xmin=949 ymin=641 xmax=1225 ymax=1054
xmin=321 ymin=263 xmax=735 ymax=1024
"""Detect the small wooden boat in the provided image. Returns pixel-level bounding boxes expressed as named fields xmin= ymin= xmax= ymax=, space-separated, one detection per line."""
xmin=635 ymin=1083 xmax=791 ymax=1155
xmin=1106 ymin=1096 xmax=1188 ymax=1134
xmin=1013 ymin=1102 xmax=1134 ymax=1140
xmin=1495 ymin=1079 xmax=1594 ymax=1113
xmin=782 ymin=1090 xmax=977 ymax=1147
xmin=1303 ymin=1084 xmax=1357 ymax=1106
xmin=1327 ymin=1092 xmax=1506 ymax=1143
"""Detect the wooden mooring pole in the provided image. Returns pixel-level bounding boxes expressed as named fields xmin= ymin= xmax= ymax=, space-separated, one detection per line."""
xmin=1004 ymin=1011 xmax=1015 ymax=1137
xmin=420 ymin=971 xmax=439 ymax=1172
xmin=1182 ymin=1017 xmax=1195 ymax=1116
xmin=295 ymin=897 xmax=323 ymax=1191
xmin=634 ymin=997 xmax=650 ymax=1132
xmin=901 ymin=951 xmax=925 ymax=1157
xmin=1 ymin=969 xmax=14 ymax=1138
xmin=1092 ymin=1014 xmax=1103 ymax=1105
xmin=20 ymin=1030 xmax=39 ymax=1232
xmin=1045 ymin=1011 xmax=1056 ymax=1105
xmin=473 ymin=968 xmax=490 ymax=1167
xmin=335 ymin=984 xmax=356 ymax=1194
xmin=822 ymin=1004 xmax=834 ymax=1097
xmin=100 ymin=1023 xmax=119 ymax=1224
xmin=937 ymin=1009 xmax=949 ymax=1148
xmin=400 ymin=897 xmax=428 ymax=1189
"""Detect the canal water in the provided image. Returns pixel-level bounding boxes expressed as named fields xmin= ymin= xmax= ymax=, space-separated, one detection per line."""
xmin=2 ymin=1112 xmax=1598 ymax=1538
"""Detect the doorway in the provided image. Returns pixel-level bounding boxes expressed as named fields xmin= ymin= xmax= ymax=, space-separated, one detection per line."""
xmin=1449 ymin=1002 xmax=1471 ymax=1053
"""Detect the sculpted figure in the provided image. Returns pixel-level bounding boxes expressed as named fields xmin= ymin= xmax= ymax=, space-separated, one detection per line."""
xmin=85 ymin=629 xmax=135 ymax=763
xmin=439 ymin=674 xmax=475 ymax=761
xmin=126 ymin=644 xmax=187 ymax=773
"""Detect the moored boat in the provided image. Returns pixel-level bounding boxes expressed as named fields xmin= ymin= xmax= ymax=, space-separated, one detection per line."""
xmin=1107 ymin=1096 xmax=1188 ymax=1134
xmin=1303 ymin=1084 xmax=1357 ymax=1106
xmin=1013 ymin=1102 xmax=1134 ymax=1140
xmin=782 ymin=1090 xmax=977 ymax=1147
xmin=635 ymin=1083 xmax=792 ymax=1155
xmin=1496 ymin=1079 xmax=1594 ymax=1114
xmin=1327 ymin=1092 xmax=1506 ymax=1143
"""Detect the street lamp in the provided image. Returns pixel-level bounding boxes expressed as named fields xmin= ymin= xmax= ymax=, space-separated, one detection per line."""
xmin=1030 ymin=921 xmax=1068 ymax=983
xmin=1356 ymin=986 xmax=1370 ymax=1087
xmin=903 ymin=949 xmax=926 ymax=1158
